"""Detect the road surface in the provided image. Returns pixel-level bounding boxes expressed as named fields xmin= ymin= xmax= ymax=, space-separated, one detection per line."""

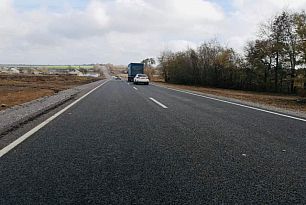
xmin=1 ymin=80 xmax=306 ymax=204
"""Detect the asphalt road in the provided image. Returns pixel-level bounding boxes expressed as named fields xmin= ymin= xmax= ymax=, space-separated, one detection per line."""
xmin=1 ymin=80 xmax=306 ymax=204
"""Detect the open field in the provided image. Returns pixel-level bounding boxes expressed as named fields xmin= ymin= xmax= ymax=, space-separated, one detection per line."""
xmin=0 ymin=65 xmax=95 ymax=69
xmin=155 ymin=82 xmax=306 ymax=113
xmin=0 ymin=74 xmax=102 ymax=110
xmin=43 ymin=65 xmax=94 ymax=69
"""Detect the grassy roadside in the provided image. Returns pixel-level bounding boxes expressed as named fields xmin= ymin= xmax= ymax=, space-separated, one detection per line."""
xmin=154 ymin=81 xmax=306 ymax=113
xmin=0 ymin=74 xmax=104 ymax=111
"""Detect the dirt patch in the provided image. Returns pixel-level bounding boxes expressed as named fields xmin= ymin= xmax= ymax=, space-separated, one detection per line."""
xmin=0 ymin=74 xmax=103 ymax=110
xmin=155 ymin=82 xmax=306 ymax=113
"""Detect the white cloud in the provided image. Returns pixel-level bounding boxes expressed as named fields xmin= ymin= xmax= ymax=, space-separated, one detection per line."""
xmin=223 ymin=0 xmax=306 ymax=52
xmin=0 ymin=0 xmax=306 ymax=64
xmin=169 ymin=0 xmax=224 ymax=22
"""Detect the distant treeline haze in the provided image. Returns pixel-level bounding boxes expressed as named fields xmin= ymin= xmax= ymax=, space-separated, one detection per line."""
xmin=158 ymin=11 xmax=306 ymax=93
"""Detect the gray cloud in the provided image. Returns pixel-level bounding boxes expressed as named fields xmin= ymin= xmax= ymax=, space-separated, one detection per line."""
xmin=0 ymin=0 xmax=306 ymax=64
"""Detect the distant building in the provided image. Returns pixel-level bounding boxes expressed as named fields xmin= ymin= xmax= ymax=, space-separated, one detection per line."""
xmin=48 ymin=68 xmax=73 ymax=75
xmin=32 ymin=69 xmax=42 ymax=75
xmin=0 ymin=67 xmax=7 ymax=73
xmin=84 ymin=73 xmax=100 ymax=78
xmin=11 ymin=68 xmax=20 ymax=74
xmin=1 ymin=67 xmax=20 ymax=74
xmin=68 ymin=70 xmax=84 ymax=76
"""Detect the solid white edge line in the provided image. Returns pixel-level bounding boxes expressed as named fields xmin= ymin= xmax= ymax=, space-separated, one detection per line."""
xmin=149 ymin=97 xmax=168 ymax=109
xmin=0 ymin=80 xmax=110 ymax=158
xmin=133 ymin=87 xmax=138 ymax=90
xmin=153 ymin=84 xmax=306 ymax=123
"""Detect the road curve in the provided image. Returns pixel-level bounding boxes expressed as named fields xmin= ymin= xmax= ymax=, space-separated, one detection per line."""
xmin=1 ymin=80 xmax=306 ymax=204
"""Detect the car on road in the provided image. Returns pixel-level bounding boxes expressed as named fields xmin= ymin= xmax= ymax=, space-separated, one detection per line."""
xmin=134 ymin=74 xmax=149 ymax=85
xmin=114 ymin=76 xmax=121 ymax=80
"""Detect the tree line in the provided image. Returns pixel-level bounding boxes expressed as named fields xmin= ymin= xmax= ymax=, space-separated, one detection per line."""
xmin=158 ymin=11 xmax=306 ymax=93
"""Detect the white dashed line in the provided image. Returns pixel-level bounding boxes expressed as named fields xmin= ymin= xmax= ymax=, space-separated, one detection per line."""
xmin=133 ymin=87 xmax=138 ymax=90
xmin=149 ymin=97 xmax=168 ymax=109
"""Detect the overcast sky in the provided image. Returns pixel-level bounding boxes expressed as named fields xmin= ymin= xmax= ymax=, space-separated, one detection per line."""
xmin=0 ymin=0 xmax=306 ymax=65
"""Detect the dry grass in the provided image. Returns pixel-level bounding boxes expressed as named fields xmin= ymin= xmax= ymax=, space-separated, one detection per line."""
xmin=0 ymin=74 xmax=102 ymax=110
xmin=155 ymin=82 xmax=306 ymax=113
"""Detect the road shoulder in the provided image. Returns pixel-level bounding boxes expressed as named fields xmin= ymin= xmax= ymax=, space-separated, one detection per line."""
xmin=153 ymin=82 xmax=306 ymax=120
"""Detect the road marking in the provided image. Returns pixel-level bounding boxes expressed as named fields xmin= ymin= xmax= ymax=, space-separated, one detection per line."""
xmin=149 ymin=97 xmax=168 ymax=109
xmin=0 ymin=80 xmax=110 ymax=158
xmin=153 ymin=84 xmax=306 ymax=122
xmin=133 ymin=87 xmax=138 ymax=90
